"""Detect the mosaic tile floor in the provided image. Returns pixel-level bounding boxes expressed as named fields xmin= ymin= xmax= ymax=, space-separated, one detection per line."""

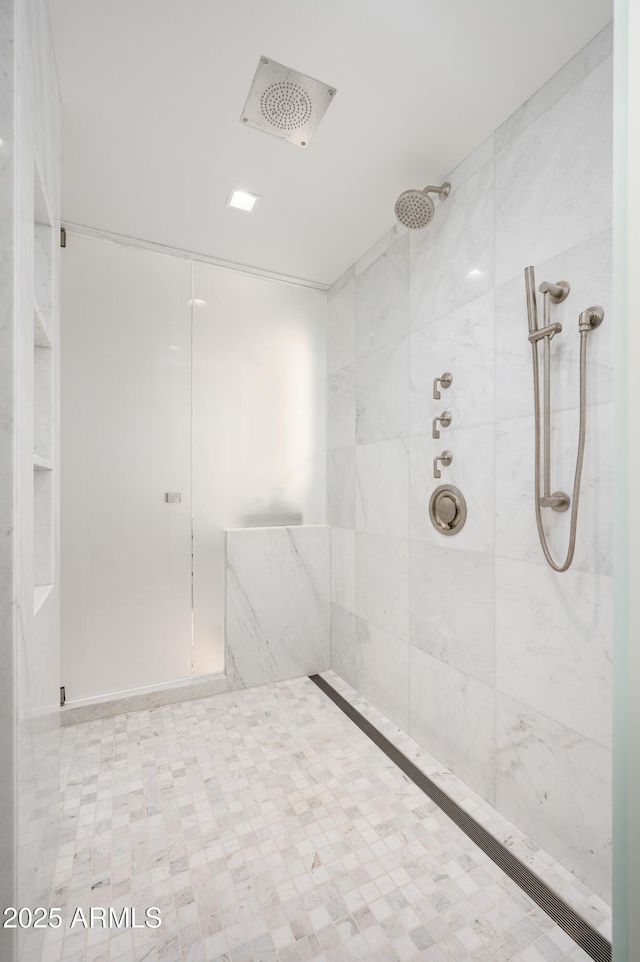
xmin=42 ymin=672 xmax=610 ymax=962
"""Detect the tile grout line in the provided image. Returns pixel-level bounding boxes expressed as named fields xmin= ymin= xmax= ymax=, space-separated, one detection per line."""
xmin=309 ymin=672 xmax=611 ymax=962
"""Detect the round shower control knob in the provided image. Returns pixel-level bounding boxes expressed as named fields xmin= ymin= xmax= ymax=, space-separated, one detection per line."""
xmin=429 ymin=485 xmax=467 ymax=536
xmin=437 ymin=495 xmax=457 ymax=525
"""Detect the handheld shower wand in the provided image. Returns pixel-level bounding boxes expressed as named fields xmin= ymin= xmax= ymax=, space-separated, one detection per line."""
xmin=523 ymin=266 xmax=603 ymax=572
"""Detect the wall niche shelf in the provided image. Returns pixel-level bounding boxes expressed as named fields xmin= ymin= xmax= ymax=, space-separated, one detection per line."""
xmin=33 ymin=158 xmax=55 ymax=610
xmin=33 ymin=584 xmax=53 ymax=615
xmin=34 ymin=298 xmax=52 ymax=348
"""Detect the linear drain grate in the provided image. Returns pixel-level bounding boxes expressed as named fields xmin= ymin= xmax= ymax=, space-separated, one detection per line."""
xmin=309 ymin=674 xmax=611 ymax=962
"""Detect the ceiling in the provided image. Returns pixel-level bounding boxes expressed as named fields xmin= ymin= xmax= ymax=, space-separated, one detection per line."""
xmin=48 ymin=0 xmax=612 ymax=286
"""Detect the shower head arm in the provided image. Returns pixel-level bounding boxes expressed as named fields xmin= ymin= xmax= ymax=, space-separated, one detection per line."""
xmin=423 ymin=183 xmax=451 ymax=201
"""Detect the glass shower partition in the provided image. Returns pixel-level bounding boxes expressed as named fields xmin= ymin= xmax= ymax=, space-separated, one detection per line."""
xmin=191 ymin=262 xmax=326 ymax=676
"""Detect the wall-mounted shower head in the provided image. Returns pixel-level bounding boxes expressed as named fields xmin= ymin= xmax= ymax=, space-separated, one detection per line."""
xmin=394 ymin=182 xmax=450 ymax=229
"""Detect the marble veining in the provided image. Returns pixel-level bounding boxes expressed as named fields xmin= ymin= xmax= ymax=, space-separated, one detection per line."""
xmin=330 ymin=526 xmax=355 ymax=614
xmin=356 ymin=335 xmax=409 ymax=444
xmin=327 ymin=275 xmax=355 ymax=374
xmin=330 ymin=603 xmax=357 ymax=689
xmin=355 ymin=619 xmax=411 ymax=732
xmin=45 ymin=674 xmax=606 ymax=962
xmin=355 ymin=232 xmax=409 ymax=359
xmin=355 ymin=438 xmax=409 ymax=538
xmin=495 ymin=692 xmax=612 ymax=903
xmin=327 ymin=27 xmax=613 ymax=904
xmin=409 ymin=647 xmax=497 ymax=805
xmin=355 ymin=532 xmax=409 ymax=641
xmin=410 ymin=423 xmax=495 ymax=555
xmin=495 ymin=23 xmax=612 ymax=153
xmin=495 ymin=556 xmax=612 ymax=747
xmin=327 ymin=365 xmax=355 ymax=450
xmin=410 ymin=542 xmax=495 ymax=688
xmin=495 ymin=403 xmax=613 ymax=576
xmin=494 ymin=230 xmax=613 ymax=420
xmin=2 ymin=4 xmax=63 ymax=962
xmin=327 ymin=448 xmax=355 ymax=528
xmin=410 ymin=292 xmax=495 ymax=434
xmin=225 ymin=525 xmax=330 ymax=689
xmin=409 ymin=161 xmax=495 ymax=329
xmin=495 ymin=58 xmax=613 ymax=287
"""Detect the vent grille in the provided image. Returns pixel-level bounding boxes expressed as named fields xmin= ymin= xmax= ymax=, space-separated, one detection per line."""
xmin=241 ymin=56 xmax=336 ymax=147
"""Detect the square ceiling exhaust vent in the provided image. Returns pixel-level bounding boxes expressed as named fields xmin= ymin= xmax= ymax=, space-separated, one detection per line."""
xmin=241 ymin=56 xmax=336 ymax=148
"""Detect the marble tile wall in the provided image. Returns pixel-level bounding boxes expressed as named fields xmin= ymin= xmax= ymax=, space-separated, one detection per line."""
xmin=226 ymin=525 xmax=330 ymax=689
xmin=0 ymin=2 xmax=61 ymax=961
xmin=328 ymin=24 xmax=613 ymax=903
xmin=0 ymin=6 xmax=18 ymax=957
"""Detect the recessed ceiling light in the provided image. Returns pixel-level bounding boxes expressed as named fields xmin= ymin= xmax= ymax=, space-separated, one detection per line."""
xmin=226 ymin=188 xmax=260 ymax=212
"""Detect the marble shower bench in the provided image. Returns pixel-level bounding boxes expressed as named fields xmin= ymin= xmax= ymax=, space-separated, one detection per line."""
xmin=225 ymin=523 xmax=330 ymax=689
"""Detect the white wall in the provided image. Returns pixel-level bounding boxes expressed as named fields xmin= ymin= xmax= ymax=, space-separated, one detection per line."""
xmin=0 ymin=2 xmax=61 ymax=960
xmin=61 ymin=235 xmax=326 ymax=701
xmin=328 ymin=25 xmax=613 ymax=900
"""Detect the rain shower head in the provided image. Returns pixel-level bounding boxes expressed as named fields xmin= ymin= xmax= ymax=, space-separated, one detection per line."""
xmin=394 ymin=182 xmax=451 ymax=229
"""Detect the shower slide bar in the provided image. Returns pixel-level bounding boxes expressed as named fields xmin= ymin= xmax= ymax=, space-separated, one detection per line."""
xmin=523 ymin=266 xmax=604 ymax=572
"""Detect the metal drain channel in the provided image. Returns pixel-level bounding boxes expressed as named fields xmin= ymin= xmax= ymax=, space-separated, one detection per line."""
xmin=309 ymin=674 xmax=611 ymax=962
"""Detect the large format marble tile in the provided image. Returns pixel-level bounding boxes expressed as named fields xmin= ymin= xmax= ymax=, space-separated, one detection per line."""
xmin=330 ymin=525 xmax=355 ymax=613
xmin=410 ymin=543 xmax=494 ymax=687
xmin=495 ymin=403 xmax=613 ymax=575
xmin=495 ymin=24 xmax=612 ymax=153
xmin=355 ymin=532 xmax=409 ymax=640
xmin=495 ymin=556 xmax=612 ymax=747
xmin=327 ymin=365 xmax=355 ymax=450
xmin=495 ymin=58 xmax=612 ymax=287
xmin=355 ymin=223 xmax=406 ymax=277
xmin=330 ymin=263 xmax=355 ymax=297
xmin=355 ymin=618 xmax=410 ymax=731
xmin=355 ymin=232 xmax=409 ymax=358
xmin=409 ymin=646 xmax=496 ymax=804
xmin=356 ymin=336 xmax=409 ymax=444
xmin=409 ymin=161 xmax=495 ymax=329
xmin=355 ymin=438 xmax=409 ymax=538
xmin=330 ymin=603 xmax=357 ymax=689
xmin=410 ymin=423 xmax=494 ymax=554
xmin=495 ymin=230 xmax=613 ymax=420
xmin=327 ymin=447 xmax=355 ymax=528
xmin=410 ymin=292 xmax=495 ymax=434
xmin=495 ymin=692 xmax=611 ymax=902
xmin=225 ymin=525 xmax=330 ymax=689
xmin=446 ymin=134 xmax=495 ymax=193
xmin=327 ymin=274 xmax=355 ymax=374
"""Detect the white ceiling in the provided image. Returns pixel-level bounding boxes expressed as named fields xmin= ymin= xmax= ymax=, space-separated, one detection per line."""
xmin=48 ymin=0 xmax=612 ymax=286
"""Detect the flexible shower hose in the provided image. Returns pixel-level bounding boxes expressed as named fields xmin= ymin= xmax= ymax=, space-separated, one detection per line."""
xmin=531 ymin=330 xmax=588 ymax=572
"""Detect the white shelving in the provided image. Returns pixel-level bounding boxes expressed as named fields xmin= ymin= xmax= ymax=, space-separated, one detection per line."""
xmin=34 ymin=298 xmax=52 ymax=348
xmin=33 ymin=159 xmax=55 ymax=613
